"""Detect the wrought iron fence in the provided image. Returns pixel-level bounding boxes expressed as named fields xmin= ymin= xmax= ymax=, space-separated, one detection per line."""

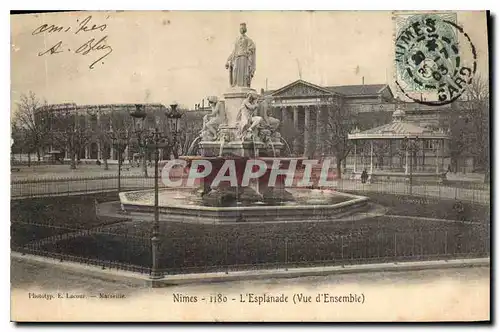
xmin=11 ymin=175 xmax=490 ymax=205
xmin=11 ymin=175 xmax=158 ymax=199
xmin=158 ymin=223 xmax=489 ymax=274
xmin=333 ymin=180 xmax=490 ymax=205
xmin=11 ymin=220 xmax=490 ymax=276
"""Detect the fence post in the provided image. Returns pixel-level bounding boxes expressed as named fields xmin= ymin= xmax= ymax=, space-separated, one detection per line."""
xmin=284 ymin=237 xmax=288 ymax=270
xmin=394 ymin=233 xmax=397 ymax=257
xmin=341 ymin=236 xmax=344 ymax=260
xmin=225 ymin=239 xmax=228 ymax=274
xmin=412 ymin=231 xmax=415 ymax=257
xmin=444 ymin=231 xmax=447 ymax=256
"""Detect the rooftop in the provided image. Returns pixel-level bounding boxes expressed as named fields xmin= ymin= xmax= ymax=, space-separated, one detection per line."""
xmin=325 ymin=84 xmax=388 ymax=96
xmin=264 ymin=80 xmax=391 ymax=98
xmin=348 ymin=110 xmax=450 ymax=140
xmin=37 ymin=103 xmax=168 ymax=113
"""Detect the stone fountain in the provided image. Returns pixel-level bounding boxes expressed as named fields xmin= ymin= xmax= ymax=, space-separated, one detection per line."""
xmin=117 ymin=23 xmax=372 ymax=223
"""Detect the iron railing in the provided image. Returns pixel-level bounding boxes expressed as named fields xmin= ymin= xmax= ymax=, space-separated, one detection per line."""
xmin=11 ymin=215 xmax=490 ymax=275
xmin=11 ymin=175 xmax=490 ymax=205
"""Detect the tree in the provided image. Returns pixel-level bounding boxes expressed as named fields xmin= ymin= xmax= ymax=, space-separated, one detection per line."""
xmin=96 ymin=109 xmax=134 ymax=171
xmin=11 ymin=122 xmax=27 ymax=165
xmin=323 ymin=96 xmax=353 ymax=179
xmin=50 ymin=110 xmax=92 ymax=169
xmin=449 ymin=76 xmax=489 ymax=180
xmin=448 ymin=106 xmax=469 ymax=173
xmin=463 ymin=76 xmax=489 ymax=182
xmin=12 ymin=92 xmax=51 ymax=163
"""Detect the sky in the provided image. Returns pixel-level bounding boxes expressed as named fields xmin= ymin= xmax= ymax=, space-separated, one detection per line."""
xmin=10 ymin=11 xmax=489 ymax=112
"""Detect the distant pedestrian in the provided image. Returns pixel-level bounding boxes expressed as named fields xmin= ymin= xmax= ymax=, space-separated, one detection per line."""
xmin=453 ymin=200 xmax=465 ymax=221
xmin=361 ymin=169 xmax=368 ymax=184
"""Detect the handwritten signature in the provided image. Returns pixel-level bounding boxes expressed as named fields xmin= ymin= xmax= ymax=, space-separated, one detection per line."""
xmin=33 ymin=15 xmax=112 ymax=69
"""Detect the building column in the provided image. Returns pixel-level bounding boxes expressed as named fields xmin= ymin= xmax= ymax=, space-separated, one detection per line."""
xmin=316 ymin=106 xmax=322 ymax=157
xmin=370 ymin=140 xmax=374 ymax=174
xmin=361 ymin=142 xmax=365 ymax=169
xmin=97 ymin=142 xmax=102 ymax=160
xmin=303 ymin=106 xmax=311 ymax=158
xmin=125 ymin=145 xmax=130 ymax=161
xmin=110 ymin=144 xmax=115 ymax=161
xmin=293 ymin=106 xmax=299 ymax=155
xmin=353 ymin=141 xmax=357 ymax=173
xmin=85 ymin=145 xmax=90 ymax=159
xmin=405 ymin=141 xmax=409 ymax=174
xmin=281 ymin=106 xmax=288 ymax=125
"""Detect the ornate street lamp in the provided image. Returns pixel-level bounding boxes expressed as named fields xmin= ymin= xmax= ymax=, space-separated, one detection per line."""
xmin=130 ymin=104 xmax=147 ymax=120
xmin=130 ymin=104 xmax=148 ymax=176
xmin=130 ymin=102 xmax=184 ymax=280
xmin=108 ymin=128 xmax=128 ymax=193
xmin=165 ymin=102 xmax=183 ymax=159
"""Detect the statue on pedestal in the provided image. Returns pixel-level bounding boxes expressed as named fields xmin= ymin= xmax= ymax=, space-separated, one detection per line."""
xmin=225 ymin=23 xmax=256 ymax=88
xmin=201 ymin=96 xmax=226 ymax=141
xmin=236 ymin=93 xmax=263 ymax=140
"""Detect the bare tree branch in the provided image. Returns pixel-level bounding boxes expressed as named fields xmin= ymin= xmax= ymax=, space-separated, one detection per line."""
xmin=12 ymin=91 xmax=51 ymax=161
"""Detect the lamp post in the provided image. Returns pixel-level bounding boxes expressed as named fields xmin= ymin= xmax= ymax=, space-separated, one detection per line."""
xmin=130 ymin=103 xmax=183 ymax=280
xmin=165 ymin=103 xmax=183 ymax=159
xmin=108 ymin=129 xmax=128 ymax=193
xmin=130 ymin=104 xmax=149 ymax=177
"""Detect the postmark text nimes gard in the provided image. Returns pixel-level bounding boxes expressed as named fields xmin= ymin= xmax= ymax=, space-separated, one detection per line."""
xmin=394 ymin=13 xmax=477 ymax=106
xmin=32 ymin=15 xmax=112 ymax=69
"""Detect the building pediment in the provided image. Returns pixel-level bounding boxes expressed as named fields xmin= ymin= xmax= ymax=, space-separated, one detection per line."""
xmin=271 ymin=80 xmax=335 ymax=98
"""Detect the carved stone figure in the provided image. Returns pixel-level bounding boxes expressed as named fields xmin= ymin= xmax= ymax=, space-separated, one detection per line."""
xmin=201 ymin=96 xmax=226 ymax=141
xmin=236 ymin=93 xmax=263 ymax=140
xmin=260 ymin=96 xmax=280 ymax=136
xmin=225 ymin=23 xmax=256 ymax=88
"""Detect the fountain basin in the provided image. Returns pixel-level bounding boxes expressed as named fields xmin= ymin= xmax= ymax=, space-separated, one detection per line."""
xmin=119 ymin=188 xmax=370 ymax=224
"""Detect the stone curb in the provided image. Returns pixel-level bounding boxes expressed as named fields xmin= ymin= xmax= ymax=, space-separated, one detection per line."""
xmin=11 ymin=252 xmax=490 ymax=288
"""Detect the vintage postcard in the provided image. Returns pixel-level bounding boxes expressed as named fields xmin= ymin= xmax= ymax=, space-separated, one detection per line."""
xmin=10 ymin=10 xmax=490 ymax=322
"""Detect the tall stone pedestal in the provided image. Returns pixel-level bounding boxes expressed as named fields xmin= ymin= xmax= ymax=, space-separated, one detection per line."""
xmin=223 ymin=86 xmax=257 ymax=126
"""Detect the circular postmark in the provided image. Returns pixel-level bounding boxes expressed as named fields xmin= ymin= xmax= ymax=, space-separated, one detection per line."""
xmin=394 ymin=14 xmax=477 ymax=106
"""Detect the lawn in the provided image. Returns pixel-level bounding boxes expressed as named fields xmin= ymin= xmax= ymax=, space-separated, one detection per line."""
xmin=343 ymin=192 xmax=490 ymax=224
xmin=11 ymin=192 xmax=490 ymax=274
xmin=11 ymin=192 xmax=129 ymax=247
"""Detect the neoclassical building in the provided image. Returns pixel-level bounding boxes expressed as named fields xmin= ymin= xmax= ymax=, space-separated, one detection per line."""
xmin=263 ymin=79 xmax=452 ymax=163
